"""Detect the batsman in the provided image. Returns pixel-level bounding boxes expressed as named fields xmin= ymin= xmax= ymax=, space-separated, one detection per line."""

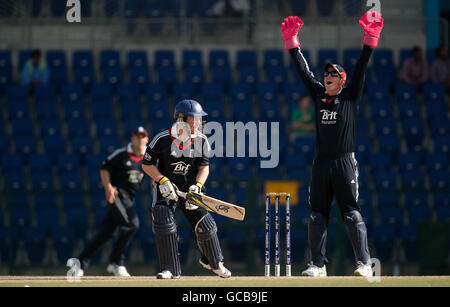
xmin=142 ymin=99 xmax=231 ymax=279
xmin=281 ymin=11 xmax=384 ymax=277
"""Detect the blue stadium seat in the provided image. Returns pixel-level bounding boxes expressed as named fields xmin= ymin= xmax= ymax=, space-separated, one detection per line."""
xmin=7 ymin=101 xmax=30 ymax=120
xmin=71 ymin=136 xmax=94 ymax=155
xmin=117 ymin=83 xmax=140 ymax=103
xmin=201 ymin=83 xmax=224 ymax=101
xmin=129 ymin=67 xmax=150 ymax=90
xmin=433 ymin=193 xmax=450 ymax=207
xmin=184 ymin=67 xmax=204 ymax=92
xmin=73 ymin=50 xmax=94 ymax=70
xmin=173 ymin=82 xmax=195 ymax=102
xmin=367 ymin=83 xmax=390 ymax=102
xmin=402 ymin=118 xmax=425 ymax=149
xmin=404 ymin=193 xmax=428 ymax=207
xmin=102 ymin=67 xmax=122 ymax=88
xmin=144 ymin=84 xmax=167 ymax=106
xmin=423 ymin=83 xmax=445 ymax=103
xmin=372 ymin=171 xmax=397 ymax=192
xmin=426 ymin=153 xmax=448 ymax=172
xmin=67 ymin=118 xmax=90 ymax=136
xmin=378 ymin=203 xmax=403 ymax=224
xmin=120 ymin=101 xmax=145 ymax=120
xmin=29 ymin=154 xmax=52 ymax=172
xmin=74 ymin=67 xmax=96 ymax=87
xmin=46 ymin=50 xmax=68 ymax=87
xmin=98 ymin=135 xmax=122 ymax=155
xmin=373 ymin=49 xmax=395 ymax=67
xmin=239 ymin=67 xmax=259 ymax=89
xmin=10 ymin=118 xmax=33 ymax=136
xmin=10 ymin=204 xmax=32 ymax=227
xmin=230 ymin=83 xmax=252 ymax=103
xmin=0 ymin=136 xmax=9 ymax=153
xmin=100 ymin=50 xmax=121 ymax=69
xmin=14 ymin=136 xmax=36 ymax=155
xmin=343 ymin=48 xmax=361 ymax=73
xmin=429 ymin=118 xmax=449 ymax=137
xmin=397 ymin=100 xmax=421 ymax=119
xmin=6 ymin=84 xmax=28 ymax=103
xmin=407 ymin=205 xmax=432 ymax=223
xmin=396 ymin=83 xmax=417 ymax=103
xmin=36 ymin=101 xmax=58 ymax=119
xmin=39 ymin=118 xmax=61 ymax=137
xmin=429 ymin=170 xmax=450 ymax=193
xmin=370 ymin=100 xmax=393 ymax=119
xmin=236 ymin=50 xmax=257 ymax=68
xmin=355 ymin=136 xmax=372 ymax=165
xmin=397 ymin=152 xmax=421 ymax=172
xmin=266 ymin=66 xmax=288 ymax=88
xmin=401 ymin=170 xmax=426 ymax=193
xmin=127 ymin=50 xmax=148 ymax=69
xmin=263 ymin=49 xmax=284 ymax=69
xmin=293 ymin=136 xmax=316 ymax=162
xmin=95 ymin=118 xmax=117 ymax=137
xmin=369 ymin=152 xmax=393 ymax=170
xmin=231 ymin=99 xmax=253 ymax=121
xmin=257 ymin=82 xmax=279 ymax=104
xmin=0 ymin=50 xmax=12 ymax=78
xmin=42 ymin=135 xmax=67 ymax=154
xmin=210 ymin=66 xmax=232 ymax=90
xmin=154 ymin=50 xmax=175 ymax=69
xmin=64 ymin=206 xmax=89 ymax=237
xmin=62 ymin=84 xmax=84 ymax=104
xmin=157 ymin=66 xmax=177 ymax=88
xmin=435 ymin=206 xmax=450 ymax=222
xmin=35 ymin=83 xmax=57 ymax=101
xmin=374 ymin=117 xmax=397 ymax=136
xmin=284 ymin=82 xmax=307 ymax=104
xmin=377 ymin=135 xmax=400 ymax=153
xmin=203 ymin=98 xmax=225 ymax=119
xmin=56 ymin=153 xmax=80 ymax=173
xmin=182 ymin=50 xmax=203 ymax=68
xmin=91 ymin=100 xmax=114 ymax=119
xmin=89 ymin=83 xmax=113 ymax=102
xmin=433 ymin=136 xmax=449 ymax=154
xmin=209 ymin=50 xmax=230 ymax=69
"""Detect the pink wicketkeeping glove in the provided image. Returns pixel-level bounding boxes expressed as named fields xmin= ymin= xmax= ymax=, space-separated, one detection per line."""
xmin=359 ymin=11 xmax=384 ymax=48
xmin=281 ymin=16 xmax=304 ymax=50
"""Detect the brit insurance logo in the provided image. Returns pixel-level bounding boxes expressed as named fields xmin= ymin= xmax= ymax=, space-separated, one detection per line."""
xmin=320 ymin=110 xmax=338 ymax=125
xmin=171 ymin=161 xmax=191 ymax=176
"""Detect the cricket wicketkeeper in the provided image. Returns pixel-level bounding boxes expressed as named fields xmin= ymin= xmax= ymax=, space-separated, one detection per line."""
xmin=281 ymin=11 xmax=384 ymax=277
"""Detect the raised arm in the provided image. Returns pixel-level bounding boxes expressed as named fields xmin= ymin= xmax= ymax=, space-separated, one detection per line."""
xmin=281 ymin=16 xmax=324 ymax=97
xmin=347 ymin=11 xmax=384 ymax=101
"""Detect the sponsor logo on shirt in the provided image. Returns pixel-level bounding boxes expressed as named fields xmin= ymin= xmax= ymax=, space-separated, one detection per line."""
xmin=127 ymin=170 xmax=145 ymax=183
xmin=144 ymin=153 xmax=152 ymax=161
xmin=320 ymin=110 xmax=338 ymax=124
xmin=171 ymin=161 xmax=191 ymax=176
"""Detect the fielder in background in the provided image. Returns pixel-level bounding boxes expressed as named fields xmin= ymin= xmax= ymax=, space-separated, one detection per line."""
xmin=71 ymin=126 xmax=149 ymax=277
xmin=281 ymin=11 xmax=384 ymax=277
xmin=142 ymin=99 xmax=231 ymax=279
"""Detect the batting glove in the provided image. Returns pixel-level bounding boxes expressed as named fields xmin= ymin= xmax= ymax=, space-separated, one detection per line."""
xmin=359 ymin=11 xmax=384 ymax=48
xmin=185 ymin=182 xmax=203 ymax=210
xmin=281 ymin=16 xmax=304 ymax=50
xmin=158 ymin=177 xmax=179 ymax=201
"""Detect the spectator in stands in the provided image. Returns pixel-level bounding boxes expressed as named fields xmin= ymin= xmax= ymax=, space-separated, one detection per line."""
xmin=290 ymin=95 xmax=315 ymax=139
xmin=21 ymin=49 xmax=50 ymax=90
xmin=400 ymin=46 xmax=429 ymax=91
xmin=430 ymin=45 xmax=450 ymax=91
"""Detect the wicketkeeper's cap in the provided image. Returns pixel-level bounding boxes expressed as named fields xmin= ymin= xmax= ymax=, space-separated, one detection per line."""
xmin=132 ymin=126 xmax=149 ymax=137
xmin=324 ymin=63 xmax=347 ymax=81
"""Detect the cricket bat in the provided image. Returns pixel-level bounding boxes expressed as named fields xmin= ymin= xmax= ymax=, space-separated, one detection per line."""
xmin=176 ymin=190 xmax=246 ymax=221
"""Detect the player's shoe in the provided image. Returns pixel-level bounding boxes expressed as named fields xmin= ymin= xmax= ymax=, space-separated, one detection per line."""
xmin=301 ymin=263 xmax=327 ymax=277
xmin=354 ymin=261 xmax=372 ymax=277
xmin=106 ymin=264 xmax=131 ymax=277
xmin=199 ymin=259 xmax=232 ymax=278
xmin=156 ymin=270 xmax=181 ymax=279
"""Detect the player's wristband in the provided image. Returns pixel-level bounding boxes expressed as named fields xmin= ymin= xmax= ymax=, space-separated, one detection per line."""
xmin=195 ymin=182 xmax=203 ymax=188
xmin=158 ymin=176 xmax=169 ymax=185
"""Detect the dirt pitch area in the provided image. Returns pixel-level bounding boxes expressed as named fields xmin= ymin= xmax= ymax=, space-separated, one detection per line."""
xmin=0 ymin=276 xmax=449 ymax=287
